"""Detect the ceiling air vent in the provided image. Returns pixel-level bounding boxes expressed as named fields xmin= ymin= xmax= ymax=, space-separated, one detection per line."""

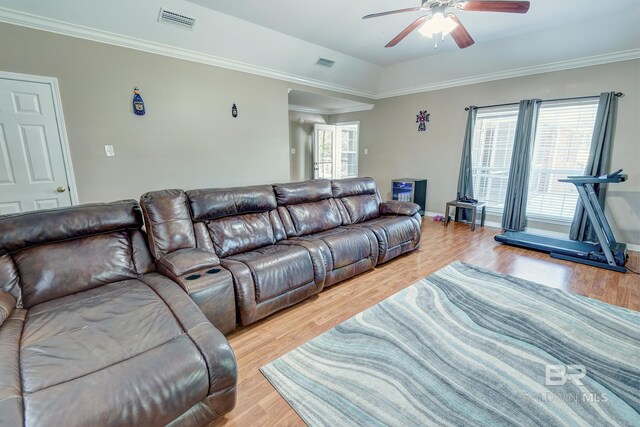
xmin=158 ymin=8 xmax=196 ymax=30
xmin=316 ymin=58 xmax=336 ymax=68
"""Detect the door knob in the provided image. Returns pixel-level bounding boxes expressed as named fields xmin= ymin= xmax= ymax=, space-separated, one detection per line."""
xmin=56 ymin=186 xmax=67 ymax=193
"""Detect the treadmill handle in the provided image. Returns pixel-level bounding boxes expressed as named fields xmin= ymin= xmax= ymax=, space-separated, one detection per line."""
xmin=605 ymin=169 xmax=623 ymax=179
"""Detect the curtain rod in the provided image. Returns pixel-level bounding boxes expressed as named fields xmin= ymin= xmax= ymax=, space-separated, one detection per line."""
xmin=464 ymin=92 xmax=624 ymax=111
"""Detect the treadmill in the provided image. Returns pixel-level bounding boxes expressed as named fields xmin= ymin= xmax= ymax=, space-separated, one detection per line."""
xmin=495 ymin=169 xmax=628 ymax=272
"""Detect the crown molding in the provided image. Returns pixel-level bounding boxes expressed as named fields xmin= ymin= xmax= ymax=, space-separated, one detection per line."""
xmin=0 ymin=7 xmax=378 ymax=99
xmin=0 ymin=7 xmax=637 ymax=101
xmin=376 ymin=49 xmax=640 ymax=98
xmin=289 ymin=103 xmax=375 ymax=115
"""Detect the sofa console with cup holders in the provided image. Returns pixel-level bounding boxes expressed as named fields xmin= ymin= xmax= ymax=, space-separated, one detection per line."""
xmin=141 ymin=177 xmax=422 ymax=327
xmin=0 ymin=201 xmax=237 ymax=427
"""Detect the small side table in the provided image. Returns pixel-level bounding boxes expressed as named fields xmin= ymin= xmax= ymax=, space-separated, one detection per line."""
xmin=444 ymin=200 xmax=487 ymax=231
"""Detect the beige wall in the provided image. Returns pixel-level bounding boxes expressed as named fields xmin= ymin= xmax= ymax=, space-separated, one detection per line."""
xmin=1 ymin=23 xmax=638 ymax=245
xmin=0 ymin=23 xmax=299 ymax=203
xmin=332 ymin=60 xmax=640 ymax=245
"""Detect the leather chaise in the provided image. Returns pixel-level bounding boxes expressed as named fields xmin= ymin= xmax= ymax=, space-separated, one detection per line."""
xmin=0 ymin=201 xmax=237 ymax=427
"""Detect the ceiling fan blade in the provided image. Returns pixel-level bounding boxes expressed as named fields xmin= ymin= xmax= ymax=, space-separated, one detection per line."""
xmin=448 ymin=15 xmax=475 ymax=49
xmin=363 ymin=7 xmax=422 ymax=20
xmin=456 ymin=1 xmax=530 ymax=13
xmin=385 ymin=15 xmax=430 ymax=48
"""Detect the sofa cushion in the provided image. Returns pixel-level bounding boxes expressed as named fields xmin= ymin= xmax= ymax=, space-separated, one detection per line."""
xmin=0 ymin=200 xmax=141 ymax=256
xmin=20 ymin=278 xmax=211 ymax=426
xmin=340 ymin=194 xmax=380 ymax=223
xmin=207 ymin=212 xmax=276 ymax=258
xmin=286 ymin=199 xmax=342 ymax=236
xmin=351 ymin=214 xmax=422 ymax=264
xmin=331 ymin=177 xmax=381 ymax=225
xmin=360 ymin=216 xmax=419 ymax=248
xmin=188 ymin=186 xmax=276 ymax=221
xmin=273 ymin=180 xmax=332 ymax=205
xmin=226 ymin=245 xmax=315 ymax=302
xmin=14 ymin=231 xmax=139 ymax=308
xmin=299 ymin=227 xmax=374 ymax=269
xmin=140 ymin=190 xmax=196 ymax=260
xmin=331 ymin=177 xmax=378 ymax=198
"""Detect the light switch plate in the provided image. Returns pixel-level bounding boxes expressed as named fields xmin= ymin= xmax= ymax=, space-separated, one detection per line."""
xmin=364 ymin=148 xmax=369 ymax=155
xmin=104 ymin=145 xmax=115 ymax=157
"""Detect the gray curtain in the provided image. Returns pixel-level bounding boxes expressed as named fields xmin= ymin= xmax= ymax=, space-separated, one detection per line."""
xmin=501 ymin=99 xmax=540 ymax=231
xmin=570 ymin=92 xmax=618 ymax=242
xmin=456 ymin=107 xmax=477 ymax=221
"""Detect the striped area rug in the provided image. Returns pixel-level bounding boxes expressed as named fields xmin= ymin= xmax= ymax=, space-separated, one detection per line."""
xmin=260 ymin=261 xmax=640 ymax=426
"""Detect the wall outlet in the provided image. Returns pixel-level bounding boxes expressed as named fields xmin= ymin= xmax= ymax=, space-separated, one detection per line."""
xmin=364 ymin=148 xmax=369 ymax=155
xmin=104 ymin=145 xmax=115 ymax=157
xmin=290 ymin=148 xmax=296 ymax=155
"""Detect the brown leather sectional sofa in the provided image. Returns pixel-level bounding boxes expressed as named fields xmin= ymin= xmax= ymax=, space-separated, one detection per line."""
xmin=0 ymin=201 xmax=237 ymax=426
xmin=141 ymin=177 xmax=422 ymax=328
xmin=0 ymin=177 xmax=421 ymax=426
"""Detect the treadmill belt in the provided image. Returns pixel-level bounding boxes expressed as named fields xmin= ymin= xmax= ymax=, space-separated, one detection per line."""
xmin=495 ymin=231 xmax=599 ymax=257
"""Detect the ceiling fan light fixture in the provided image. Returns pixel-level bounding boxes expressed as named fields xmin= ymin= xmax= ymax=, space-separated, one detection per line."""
xmin=418 ymin=12 xmax=459 ymax=38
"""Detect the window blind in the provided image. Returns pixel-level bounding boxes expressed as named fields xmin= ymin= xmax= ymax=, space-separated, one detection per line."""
xmin=471 ymin=106 xmax=519 ymax=211
xmin=526 ymin=98 xmax=599 ymax=222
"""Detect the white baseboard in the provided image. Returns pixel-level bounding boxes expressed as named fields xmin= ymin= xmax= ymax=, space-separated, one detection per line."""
xmin=424 ymin=211 xmax=639 ymax=252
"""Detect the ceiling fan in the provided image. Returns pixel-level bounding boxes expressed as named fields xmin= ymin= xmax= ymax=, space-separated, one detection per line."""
xmin=363 ymin=0 xmax=530 ymax=49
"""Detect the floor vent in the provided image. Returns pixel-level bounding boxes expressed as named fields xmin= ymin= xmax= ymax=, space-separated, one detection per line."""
xmin=158 ymin=8 xmax=196 ymax=30
xmin=316 ymin=58 xmax=336 ymax=68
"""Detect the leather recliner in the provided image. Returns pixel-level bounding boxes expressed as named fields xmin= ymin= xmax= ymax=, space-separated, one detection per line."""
xmin=141 ymin=177 xmax=421 ymax=328
xmin=142 ymin=186 xmax=327 ymax=326
xmin=332 ymin=177 xmax=422 ymax=264
xmin=0 ymin=201 xmax=237 ymax=427
xmin=273 ymin=179 xmax=379 ymax=287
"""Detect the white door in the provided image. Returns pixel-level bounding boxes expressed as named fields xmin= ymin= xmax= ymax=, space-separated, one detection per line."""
xmin=313 ymin=122 xmax=359 ymax=179
xmin=313 ymin=124 xmax=335 ymax=179
xmin=0 ymin=78 xmax=72 ymax=214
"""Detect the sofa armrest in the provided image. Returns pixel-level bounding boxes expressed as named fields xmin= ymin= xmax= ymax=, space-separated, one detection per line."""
xmin=379 ymin=201 xmax=421 ymax=216
xmin=139 ymin=273 xmax=237 ymax=403
xmin=0 ymin=290 xmax=15 ymax=327
xmin=158 ymin=248 xmax=220 ymax=277
xmin=156 ymin=250 xmax=236 ymax=334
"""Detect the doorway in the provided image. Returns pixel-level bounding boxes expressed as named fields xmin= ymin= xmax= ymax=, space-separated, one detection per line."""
xmin=288 ymin=89 xmax=373 ymax=181
xmin=0 ymin=72 xmax=77 ymax=214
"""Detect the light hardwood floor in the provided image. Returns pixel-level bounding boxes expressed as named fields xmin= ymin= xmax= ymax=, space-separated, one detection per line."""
xmin=221 ymin=220 xmax=640 ymax=426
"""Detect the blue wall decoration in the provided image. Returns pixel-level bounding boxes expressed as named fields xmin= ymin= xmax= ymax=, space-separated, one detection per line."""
xmin=232 ymin=103 xmax=238 ymax=118
xmin=416 ymin=110 xmax=430 ymax=132
xmin=132 ymin=87 xmax=145 ymax=116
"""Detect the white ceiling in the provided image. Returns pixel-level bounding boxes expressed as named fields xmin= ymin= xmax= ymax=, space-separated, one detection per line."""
xmin=189 ymin=0 xmax=640 ymax=66
xmin=0 ymin=0 xmax=638 ymax=98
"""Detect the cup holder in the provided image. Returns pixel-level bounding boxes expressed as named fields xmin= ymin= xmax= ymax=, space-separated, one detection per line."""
xmin=185 ymin=274 xmax=201 ymax=280
xmin=206 ymin=268 xmax=221 ymax=274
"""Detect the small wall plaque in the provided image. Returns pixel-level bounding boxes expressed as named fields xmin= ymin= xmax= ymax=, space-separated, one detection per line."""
xmin=416 ymin=110 xmax=430 ymax=132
